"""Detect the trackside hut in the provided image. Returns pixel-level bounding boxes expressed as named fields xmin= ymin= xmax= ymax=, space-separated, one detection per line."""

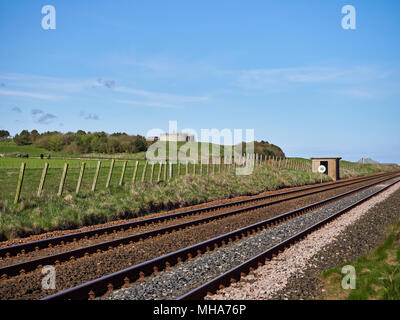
xmin=311 ymin=157 xmax=341 ymax=180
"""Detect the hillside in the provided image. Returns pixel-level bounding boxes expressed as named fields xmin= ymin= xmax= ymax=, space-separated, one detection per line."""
xmin=358 ymin=158 xmax=379 ymax=164
xmin=0 ymin=135 xmax=286 ymax=160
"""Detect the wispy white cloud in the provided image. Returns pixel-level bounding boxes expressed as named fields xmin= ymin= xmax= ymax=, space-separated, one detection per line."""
xmin=114 ymin=86 xmax=209 ymax=104
xmin=0 ymin=73 xmax=210 ymax=108
xmin=233 ymin=65 xmax=389 ymax=91
xmin=115 ymin=99 xmax=178 ymax=108
xmin=340 ymin=88 xmax=373 ymax=98
xmin=0 ymin=88 xmax=59 ymax=100
xmin=223 ymin=65 xmax=400 ymax=101
xmin=0 ymin=73 xmax=96 ymax=93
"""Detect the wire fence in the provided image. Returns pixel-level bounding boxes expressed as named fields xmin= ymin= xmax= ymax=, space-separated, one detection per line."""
xmin=0 ymin=155 xmax=313 ymax=203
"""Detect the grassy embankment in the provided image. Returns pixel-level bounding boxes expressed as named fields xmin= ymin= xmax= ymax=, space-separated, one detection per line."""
xmin=340 ymin=160 xmax=398 ymax=178
xmin=0 ymin=164 xmax=331 ymax=240
xmin=321 ymin=220 xmax=400 ymax=300
xmin=0 ymin=140 xmax=398 ymax=240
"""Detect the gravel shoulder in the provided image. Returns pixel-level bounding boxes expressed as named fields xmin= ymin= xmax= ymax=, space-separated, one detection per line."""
xmin=276 ymin=182 xmax=400 ymax=300
xmin=209 ymin=180 xmax=400 ymax=300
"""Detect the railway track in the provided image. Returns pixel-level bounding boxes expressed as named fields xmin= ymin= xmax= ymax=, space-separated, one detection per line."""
xmin=0 ymin=173 xmax=389 ymax=260
xmin=177 ymin=176 xmax=400 ymax=300
xmin=0 ymin=173 xmax=391 ymax=279
xmin=36 ymin=172 xmax=399 ymax=300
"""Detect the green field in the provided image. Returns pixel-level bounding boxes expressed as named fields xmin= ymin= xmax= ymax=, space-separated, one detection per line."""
xmin=0 ymin=140 xmax=49 ymax=157
xmin=0 ymin=157 xmax=231 ymax=201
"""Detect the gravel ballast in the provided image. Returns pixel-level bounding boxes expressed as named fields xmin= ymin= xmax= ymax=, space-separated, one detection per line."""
xmin=209 ymin=180 xmax=400 ymax=300
xmin=0 ymin=177 xmax=385 ymax=300
xmin=103 ymin=178 xmax=400 ymax=300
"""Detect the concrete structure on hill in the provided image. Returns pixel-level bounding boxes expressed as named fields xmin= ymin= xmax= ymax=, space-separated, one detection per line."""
xmin=159 ymin=133 xmax=195 ymax=142
xmin=311 ymin=157 xmax=341 ymax=180
xmin=146 ymin=136 xmax=159 ymax=142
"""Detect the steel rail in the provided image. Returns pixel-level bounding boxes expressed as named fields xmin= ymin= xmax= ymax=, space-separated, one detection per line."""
xmin=0 ymin=173 xmax=393 ymax=278
xmin=0 ymin=172 xmax=391 ymax=259
xmin=40 ymin=174 xmax=400 ymax=300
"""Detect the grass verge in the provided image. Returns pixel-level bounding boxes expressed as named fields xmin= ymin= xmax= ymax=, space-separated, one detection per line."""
xmin=321 ymin=220 xmax=400 ymax=300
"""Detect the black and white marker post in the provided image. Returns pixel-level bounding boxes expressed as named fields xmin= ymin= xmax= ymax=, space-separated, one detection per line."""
xmin=318 ymin=164 xmax=326 ymax=183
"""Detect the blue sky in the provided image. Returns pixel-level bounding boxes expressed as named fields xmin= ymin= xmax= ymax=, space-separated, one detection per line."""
xmin=0 ymin=0 xmax=399 ymax=163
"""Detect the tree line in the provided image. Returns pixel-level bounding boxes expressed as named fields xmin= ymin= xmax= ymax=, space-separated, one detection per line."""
xmin=0 ymin=130 xmax=10 ymax=139
xmin=12 ymin=130 xmax=149 ymax=154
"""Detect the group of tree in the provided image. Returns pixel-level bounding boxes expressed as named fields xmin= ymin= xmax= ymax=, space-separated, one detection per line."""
xmin=12 ymin=130 xmax=149 ymax=154
xmin=0 ymin=130 xmax=10 ymax=139
xmin=254 ymin=140 xmax=285 ymax=158
xmin=235 ymin=141 xmax=285 ymax=159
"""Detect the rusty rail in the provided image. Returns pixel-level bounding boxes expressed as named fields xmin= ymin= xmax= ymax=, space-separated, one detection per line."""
xmin=0 ymin=173 xmax=392 ymax=278
xmin=41 ymin=173 xmax=400 ymax=300
xmin=177 ymin=177 xmax=400 ymax=300
xmin=0 ymin=172 xmax=391 ymax=259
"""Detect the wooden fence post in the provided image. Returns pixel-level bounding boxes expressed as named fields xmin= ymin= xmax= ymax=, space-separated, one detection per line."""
xmin=76 ymin=162 xmax=86 ymax=194
xmin=164 ymin=161 xmax=167 ymax=181
xmin=169 ymin=162 xmax=173 ymax=179
xmin=14 ymin=162 xmax=26 ymax=204
xmin=37 ymin=162 xmax=49 ymax=197
xmin=157 ymin=162 xmax=162 ymax=182
xmin=119 ymin=161 xmax=127 ymax=186
xmin=106 ymin=159 xmax=115 ymax=188
xmin=58 ymin=163 xmax=69 ymax=197
xmin=132 ymin=161 xmax=139 ymax=184
xmin=92 ymin=160 xmax=101 ymax=191
xmin=150 ymin=162 xmax=155 ymax=182
xmin=141 ymin=161 xmax=148 ymax=182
